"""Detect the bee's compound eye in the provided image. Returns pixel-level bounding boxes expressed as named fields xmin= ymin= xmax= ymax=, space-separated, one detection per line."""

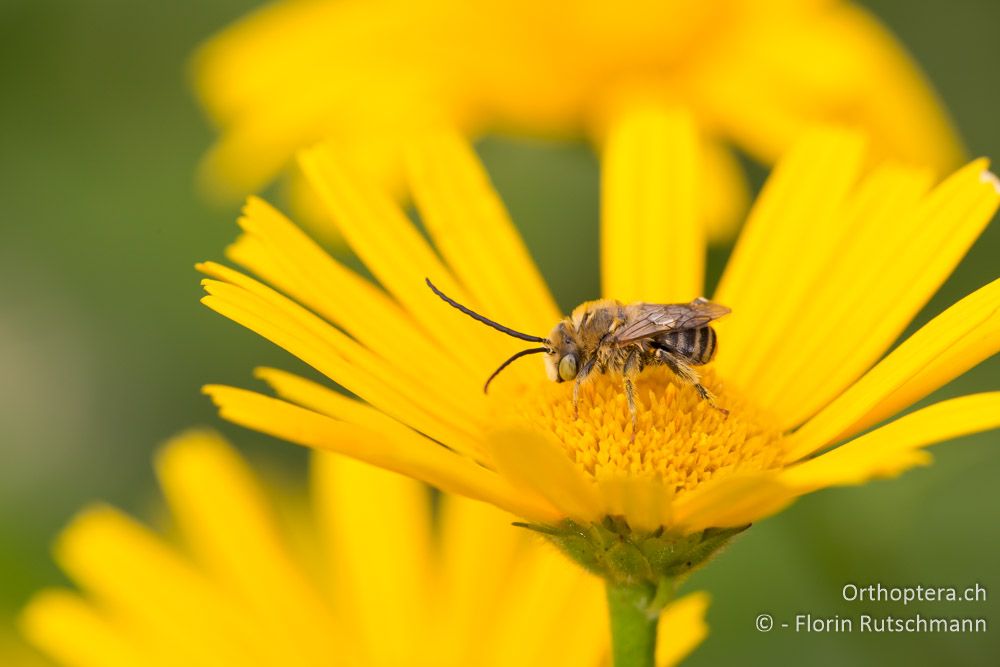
xmin=558 ymin=354 xmax=578 ymax=382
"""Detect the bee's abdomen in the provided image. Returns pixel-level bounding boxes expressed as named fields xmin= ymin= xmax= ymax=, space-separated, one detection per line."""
xmin=655 ymin=326 xmax=717 ymax=365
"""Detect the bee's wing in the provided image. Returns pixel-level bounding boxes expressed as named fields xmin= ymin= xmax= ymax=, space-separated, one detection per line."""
xmin=611 ymin=299 xmax=731 ymax=344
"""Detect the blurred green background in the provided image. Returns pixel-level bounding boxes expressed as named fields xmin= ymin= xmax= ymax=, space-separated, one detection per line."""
xmin=1 ymin=0 xmax=998 ymax=664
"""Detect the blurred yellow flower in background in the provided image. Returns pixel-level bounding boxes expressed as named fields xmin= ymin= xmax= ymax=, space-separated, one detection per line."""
xmin=19 ymin=430 xmax=710 ymax=667
xmin=197 ymin=112 xmax=999 ymax=597
xmin=193 ymin=0 xmax=963 ymax=242
xmin=0 ymin=631 xmax=50 ymax=667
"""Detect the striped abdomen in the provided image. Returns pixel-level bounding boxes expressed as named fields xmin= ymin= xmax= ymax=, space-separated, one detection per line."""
xmin=655 ymin=326 xmax=717 ymax=365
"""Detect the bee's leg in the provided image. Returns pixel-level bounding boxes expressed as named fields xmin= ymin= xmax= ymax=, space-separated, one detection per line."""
xmin=656 ymin=349 xmax=729 ymax=416
xmin=623 ymin=376 xmax=638 ymax=442
xmin=622 ymin=350 xmax=641 ymax=441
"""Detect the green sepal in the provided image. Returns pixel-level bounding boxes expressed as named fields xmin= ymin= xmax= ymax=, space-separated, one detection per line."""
xmin=516 ymin=517 xmax=748 ymax=589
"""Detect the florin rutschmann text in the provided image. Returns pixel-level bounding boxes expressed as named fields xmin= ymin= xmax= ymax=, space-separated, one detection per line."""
xmin=754 ymin=583 xmax=988 ymax=635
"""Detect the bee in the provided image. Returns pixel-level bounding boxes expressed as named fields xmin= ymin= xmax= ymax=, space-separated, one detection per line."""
xmin=426 ymin=279 xmax=730 ymax=437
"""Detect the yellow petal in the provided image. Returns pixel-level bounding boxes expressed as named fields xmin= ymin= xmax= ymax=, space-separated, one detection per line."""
xmin=781 ymin=393 xmax=1000 ymax=493
xmin=405 ymin=128 xmax=561 ymax=333
xmin=533 ymin=579 xmax=608 ymax=667
xmin=191 ymin=0 xmax=332 ymax=126
xmin=52 ymin=505 xmax=261 ymax=667
xmin=479 ymin=543 xmax=605 ymax=667
xmin=487 ymin=427 xmax=604 ymax=521
xmin=196 ymin=118 xmax=297 ymax=204
xmin=743 ymin=161 xmax=933 ymax=423
xmin=254 ymin=365 xmax=489 ymax=460
xmin=311 ymin=453 xmax=431 ymax=665
xmin=671 ymin=472 xmax=796 ymax=532
xmin=713 ymin=127 xmax=866 ymax=389
xmin=281 ymin=164 xmax=347 ymax=247
xmin=778 ymin=4 xmax=963 ymax=172
xmin=19 ymin=590 xmax=149 ymax=667
xmin=657 ymin=591 xmax=710 ymax=667
xmin=786 ymin=278 xmax=1000 ymax=460
xmin=850 ymin=281 xmax=1000 ymax=438
xmin=700 ymin=140 xmax=750 ymax=244
xmin=601 ymin=104 xmax=704 ymax=302
xmin=199 ymin=269 xmax=488 ymax=454
xmin=434 ymin=495 xmax=526 ymax=666
xmin=430 ymin=496 xmax=609 ymax=667
xmin=155 ymin=431 xmax=339 ymax=667
xmin=254 ymin=364 xmax=488 ymax=464
xmin=298 ymin=142 xmax=520 ymax=372
xmin=699 ymin=3 xmax=962 ymax=174
xmin=192 ymin=0 xmax=423 ymax=203
xmin=598 ymin=476 xmax=675 ymax=533
xmin=205 ymin=384 xmax=560 ymax=522
xmin=226 ymin=196 xmax=477 ymax=384
xmin=765 ymin=160 xmax=998 ymax=428
xmin=714 ymin=127 xmax=997 ymax=428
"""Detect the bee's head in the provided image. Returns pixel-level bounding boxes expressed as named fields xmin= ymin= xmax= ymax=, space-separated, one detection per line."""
xmin=544 ymin=322 xmax=579 ymax=383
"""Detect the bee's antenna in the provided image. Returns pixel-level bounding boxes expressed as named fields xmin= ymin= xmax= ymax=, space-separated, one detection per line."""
xmin=484 ymin=347 xmax=548 ymax=393
xmin=425 ymin=278 xmax=548 ymax=344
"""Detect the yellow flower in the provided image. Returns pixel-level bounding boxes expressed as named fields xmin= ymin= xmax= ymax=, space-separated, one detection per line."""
xmin=193 ymin=0 xmax=962 ymax=241
xmin=19 ymin=430 xmax=710 ymax=667
xmin=197 ymin=111 xmax=1000 ymax=588
xmin=0 ymin=630 xmax=49 ymax=667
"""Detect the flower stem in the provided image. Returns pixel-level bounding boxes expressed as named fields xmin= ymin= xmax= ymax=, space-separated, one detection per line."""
xmin=606 ymin=582 xmax=658 ymax=667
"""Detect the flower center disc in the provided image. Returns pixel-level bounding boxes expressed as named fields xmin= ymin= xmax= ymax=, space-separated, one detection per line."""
xmin=497 ymin=367 xmax=786 ymax=495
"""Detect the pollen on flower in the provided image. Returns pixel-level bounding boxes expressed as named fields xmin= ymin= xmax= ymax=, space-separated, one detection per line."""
xmin=497 ymin=367 xmax=786 ymax=496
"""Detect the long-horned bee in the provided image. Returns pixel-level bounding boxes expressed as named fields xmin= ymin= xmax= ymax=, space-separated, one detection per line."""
xmin=426 ymin=279 xmax=730 ymax=436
